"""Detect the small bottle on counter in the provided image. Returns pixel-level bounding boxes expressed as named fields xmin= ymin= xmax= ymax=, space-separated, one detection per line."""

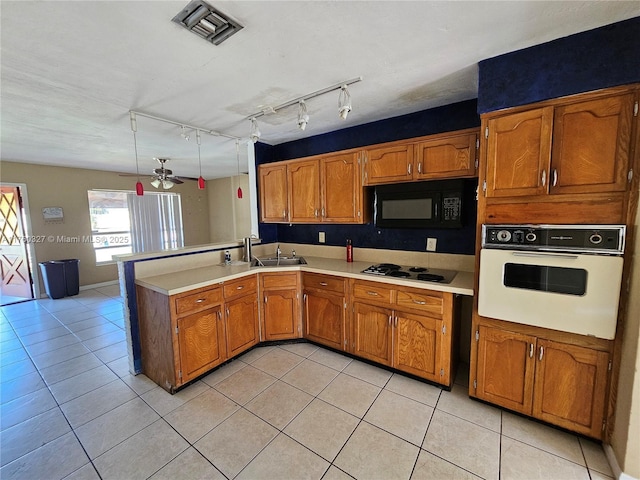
xmin=346 ymin=239 xmax=353 ymax=263
xmin=224 ymin=250 xmax=231 ymax=265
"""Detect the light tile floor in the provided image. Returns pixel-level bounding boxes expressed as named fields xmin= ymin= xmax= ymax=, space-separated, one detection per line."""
xmin=0 ymin=287 xmax=615 ymax=480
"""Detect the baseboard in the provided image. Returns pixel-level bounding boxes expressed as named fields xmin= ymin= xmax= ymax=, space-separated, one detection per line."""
xmin=79 ymin=280 xmax=119 ymax=290
xmin=604 ymin=443 xmax=639 ymax=480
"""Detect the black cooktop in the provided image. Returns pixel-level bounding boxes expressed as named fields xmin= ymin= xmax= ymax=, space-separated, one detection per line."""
xmin=361 ymin=264 xmax=456 ymax=284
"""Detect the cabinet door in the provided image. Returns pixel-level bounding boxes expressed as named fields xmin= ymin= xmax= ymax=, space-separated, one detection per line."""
xmin=352 ymin=302 xmax=392 ymax=366
xmin=177 ymin=306 xmax=226 ymax=383
xmin=259 ymin=164 xmax=288 ymax=222
xmin=416 ymin=131 xmax=477 ymax=179
xmin=321 ymin=152 xmax=362 ymax=223
xmin=475 ymin=325 xmax=536 ymax=415
xmin=485 ymin=107 xmax=553 ymax=197
xmin=364 ymin=144 xmax=414 ymax=185
xmin=288 ymin=159 xmax=320 ymax=223
xmin=393 ymin=310 xmax=442 ymax=382
xmin=533 ymin=339 xmax=609 ymax=438
xmin=303 ymin=290 xmax=345 ymax=351
xmin=263 ymin=289 xmax=299 ymax=341
xmin=550 ymin=93 xmax=634 ymax=194
xmin=225 ymin=295 xmax=259 ymax=358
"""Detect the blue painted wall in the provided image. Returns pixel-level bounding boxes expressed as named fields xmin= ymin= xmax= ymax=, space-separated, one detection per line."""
xmin=256 ymin=99 xmax=480 ymax=255
xmin=478 ymin=16 xmax=640 ymax=114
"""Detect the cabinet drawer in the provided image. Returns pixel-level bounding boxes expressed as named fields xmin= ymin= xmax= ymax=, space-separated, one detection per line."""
xmin=261 ymin=272 xmax=298 ymax=289
xmin=223 ymin=275 xmax=257 ymax=300
xmin=396 ymin=288 xmax=443 ymax=316
xmin=174 ymin=287 xmax=222 ymax=316
xmin=352 ymin=281 xmax=394 ymax=304
xmin=303 ymin=273 xmax=345 ymax=293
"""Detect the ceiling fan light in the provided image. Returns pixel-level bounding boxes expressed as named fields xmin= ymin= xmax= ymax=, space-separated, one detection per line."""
xmin=162 ymin=179 xmax=175 ymax=189
xmin=151 ymin=178 xmax=161 ymax=188
xmin=198 ymin=176 xmax=206 ymax=190
xmin=136 ymin=181 xmax=144 ymax=196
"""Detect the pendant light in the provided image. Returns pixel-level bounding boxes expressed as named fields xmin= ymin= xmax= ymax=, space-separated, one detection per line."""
xmin=130 ymin=112 xmax=144 ymax=196
xmin=236 ymin=139 xmax=243 ymax=199
xmin=196 ymin=129 xmax=205 ymax=190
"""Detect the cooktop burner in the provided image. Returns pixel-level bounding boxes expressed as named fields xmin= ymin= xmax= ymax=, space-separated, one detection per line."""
xmin=361 ymin=264 xmax=456 ymax=284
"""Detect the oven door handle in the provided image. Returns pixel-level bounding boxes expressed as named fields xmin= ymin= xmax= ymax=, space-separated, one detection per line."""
xmin=511 ymin=252 xmax=579 ymax=260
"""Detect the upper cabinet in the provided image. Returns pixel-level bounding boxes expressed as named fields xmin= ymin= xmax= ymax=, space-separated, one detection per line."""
xmin=484 ymin=89 xmax=637 ymax=198
xmin=259 ymin=152 xmax=367 ymax=224
xmin=362 ymin=128 xmax=479 ymax=186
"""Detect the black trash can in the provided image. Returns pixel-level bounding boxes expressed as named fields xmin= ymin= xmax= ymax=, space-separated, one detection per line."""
xmin=60 ymin=259 xmax=80 ymax=296
xmin=39 ymin=261 xmax=66 ymax=299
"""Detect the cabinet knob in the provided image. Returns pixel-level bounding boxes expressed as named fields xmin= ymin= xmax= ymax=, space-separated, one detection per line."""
xmin=541 ymin=170 xmax=547 ymax=187
xmin=407 ymin=163 xmax=412 ymax=175
xmin=413 ymin=300 xmax=426 ymax=305
xmin=552 ymin=169 xmax=558 ymax=187
xmin=319 ymin=282 xmax=328 ymax=286
xmin=236 ymin=285 xmax=244 ymax=290
xmin=367 ymin=291 xmax=379 ymax=296
xmin=539 ymin=345 xmax=544 ymax=361
xmin=195 ymin=298 xmax=205 ymax=303
xmin=388 ymin=315 xmax=392 ymax=326
xmin=417 ymin=163 xmax=422 ymax=174
xmin=529 ymin=343 xmax=534 ymax=358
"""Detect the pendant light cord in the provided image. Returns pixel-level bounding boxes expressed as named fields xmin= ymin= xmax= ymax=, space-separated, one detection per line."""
xmin=197 ymin=130 xmax=202 ymax=176
xmin=236 ymin=139 xmax=240 ymax=175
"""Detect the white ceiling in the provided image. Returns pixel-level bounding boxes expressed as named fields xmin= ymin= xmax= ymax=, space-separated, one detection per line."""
xmin=1 ymin=1 xmax=639 ymax=181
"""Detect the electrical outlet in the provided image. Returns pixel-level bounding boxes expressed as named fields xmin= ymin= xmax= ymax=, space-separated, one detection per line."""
xmin=426 ymin=238 xmax=437 ymax=251
xmin=319 ymin=232 xmax=326 ymax=243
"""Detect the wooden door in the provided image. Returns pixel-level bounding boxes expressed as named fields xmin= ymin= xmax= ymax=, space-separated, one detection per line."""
xmin=352 ymin=302 xmax=392 ymax=366
xmin=533 ymin=339 xmax=609 ymax=438
xmin=177 ymin=306 xmax=226 ymax=383
xmin=259 ymin=164 xmax=288 ymax=222
xmin=393 ymin=310 xmax=442 ymax=382
xmin=225 ymin=294 xmax=259 ymax=357
xmin=550 ymin=93 xmax=634 ymax=194
xmin=288 ymin=159 xmax=320 ymax=223
xmin=415 ymin=131 xmax=477 ymax=179
xmin=303 ymin=290 xmax=345 ymax=351
xmin=475 ymin=325 xmax=536 ymax=414
xmin=263 ymin=289 xmax=298 ymax=340
xmin=0 ymin=186 xmax=33 ymax=301
xmin=485 ymin=107 xmax=553 ymax=197
xmin=321 ymin=152 xmax=361 ymax=222
xmin=363 ymin=144 xmax=414 ymax=185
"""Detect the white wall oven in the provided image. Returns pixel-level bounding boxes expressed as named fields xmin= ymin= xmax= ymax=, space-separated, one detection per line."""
xmin=478 ymin=224 xmax=625 ymax=340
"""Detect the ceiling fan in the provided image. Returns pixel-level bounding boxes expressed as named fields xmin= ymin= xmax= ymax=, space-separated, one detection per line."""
xmin=121 ymin=158 xmax=197 ymax=189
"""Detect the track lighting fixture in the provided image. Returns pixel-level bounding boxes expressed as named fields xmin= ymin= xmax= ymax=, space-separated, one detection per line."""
xmin=297 ymin=100 xmax=309 ymax=131
xmin=180 ymin=125 xmax=190 ymax=141
xmin=246 ymin=76 xmax=362 ymax=140
xmin=338 ymin=85 xmax=352 ymax=120
xmin=250 ymin=117 xmax=261 ymax=143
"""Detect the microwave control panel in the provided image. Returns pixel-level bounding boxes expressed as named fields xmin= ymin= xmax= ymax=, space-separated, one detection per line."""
xmin=442 ymin=195 xmax=462 ymax=222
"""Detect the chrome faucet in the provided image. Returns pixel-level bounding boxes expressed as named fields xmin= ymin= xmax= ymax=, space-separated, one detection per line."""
xmin=276 ymin=244 xmax=281 ymax=263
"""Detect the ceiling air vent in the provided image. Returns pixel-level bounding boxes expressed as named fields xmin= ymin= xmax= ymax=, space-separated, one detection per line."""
xmin=172 ymin=0 xmax=243 ymax=45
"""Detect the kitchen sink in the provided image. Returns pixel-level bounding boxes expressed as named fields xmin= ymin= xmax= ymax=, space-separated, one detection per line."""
xmin=251 ymin=257 xmax=307 ymax=267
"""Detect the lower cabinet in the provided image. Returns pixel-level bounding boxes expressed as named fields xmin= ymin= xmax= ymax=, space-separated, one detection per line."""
xmin=472 ymin=321 xmax=610 ymax=439
xmin=350 ymin=280 xmax=456 ymax=386
xmin=223 ymin=275 xmax=259 ymax=358
xmin=303 ymin=273 xmax=347 ymax=351
xmin=260 ymin=272 xmax=301 ymax=341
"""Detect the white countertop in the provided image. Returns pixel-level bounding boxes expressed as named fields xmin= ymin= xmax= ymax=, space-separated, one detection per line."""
xmin=135 ymin=256 xmax=474 ymax=296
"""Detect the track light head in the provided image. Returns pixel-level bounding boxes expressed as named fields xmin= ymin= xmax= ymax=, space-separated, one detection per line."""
xmin=297 ymin=100 xmax=309 ymax=131
xmin=250 ymin=117 xmax=261 ymax=143
xmin=338 ymin=85 xmax=352 ymax=120
xmin=180 ymin=125 xmax=190 ymax=141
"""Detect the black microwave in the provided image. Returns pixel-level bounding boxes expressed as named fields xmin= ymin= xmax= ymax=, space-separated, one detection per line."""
xmin=374 ymin=179 xmax=464 ymax=229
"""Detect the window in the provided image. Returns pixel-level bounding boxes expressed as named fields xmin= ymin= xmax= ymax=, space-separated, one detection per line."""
xmin=88 ymin=190 xmax=184 ymax=264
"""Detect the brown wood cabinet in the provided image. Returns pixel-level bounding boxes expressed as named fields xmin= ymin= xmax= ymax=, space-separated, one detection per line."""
xmin=363 ymin=143 xmax=414 ymax=185
xmin=473 ymin=321 xmax=610 ymax=439
xmin=260 ymin=272 xmax=301 ymax=341
xmin=302 ymin=273 xmax=347 ymax=351
xmin=223 ymin=275 xmax=259 ymax=358
xmin=288 ymin=159 xmax=320 ymax=222
xmin=414 ymin=129 xmax=478 ymax=180
xmin=484 ymin=90 xmax=636 ymax=198
xmin=321 ymin=152 xmax=364 ymax=223
xmin=259 ymin=164 xmax=288 ymax=222
xmin=136 ymin=284 xmax=227 ymax=392
xmin=350 ymin=280 xmax=456 ymax=385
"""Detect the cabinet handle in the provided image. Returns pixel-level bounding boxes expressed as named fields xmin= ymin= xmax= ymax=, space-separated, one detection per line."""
xmin=226 ymin=307 xmax=230 ymax=317
xmin=413 ymin=300 xmax=426 ymax=305
xmin=283 ymin=210 xmax=287 ymax=219
xmin=217 ymin=310 xmax=221 ymax=320
xmin=417 ymin=163 xmax=422 ymax=174
xmin=407 ymin=163 xmax=412 ymax=175
xmin=315 ymin=209 xmax=318 ymax=217
xmin=394 ymin=316 xmax=398 ymax=327
xmin=236 ymin=285 xmax=244 ymax=290
xmin=529 ymin=343 xmax=534 ymax=358
xmin=388 ymin=315 xmax=392 ymax=326
xmin=195 ymin=298 xmax=205 ymax=303
xmin=539 ymin=345 xmax=544 ymax=361
xmin=541 ymin=170 xmax=547 ymax=187
xmin=367 ymin=291 xmax=379 ymax=296
xmin=319 ymin=282 xmax=328 ymax=286
xmin=552 ymin=168 xmax=558 ymax=187
xmin=321 ymin=207 xmax=325 ymax=217
xmin=264 ymin=296 xmax=267 ymax=303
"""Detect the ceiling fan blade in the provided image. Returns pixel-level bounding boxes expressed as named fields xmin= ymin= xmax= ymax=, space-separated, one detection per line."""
xmin=174 ymin=176 xmax=199 ymax=182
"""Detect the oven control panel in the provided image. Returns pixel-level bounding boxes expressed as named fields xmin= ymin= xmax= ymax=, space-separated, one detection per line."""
xmin=482 ymin=224 xmax=625 ymax=254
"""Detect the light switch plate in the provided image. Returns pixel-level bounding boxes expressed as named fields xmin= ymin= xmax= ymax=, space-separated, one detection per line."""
xmin=319 ymin=232 xmax=326 ymax=243
xmin=426 ymin=238 xmax=437 ymax=251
